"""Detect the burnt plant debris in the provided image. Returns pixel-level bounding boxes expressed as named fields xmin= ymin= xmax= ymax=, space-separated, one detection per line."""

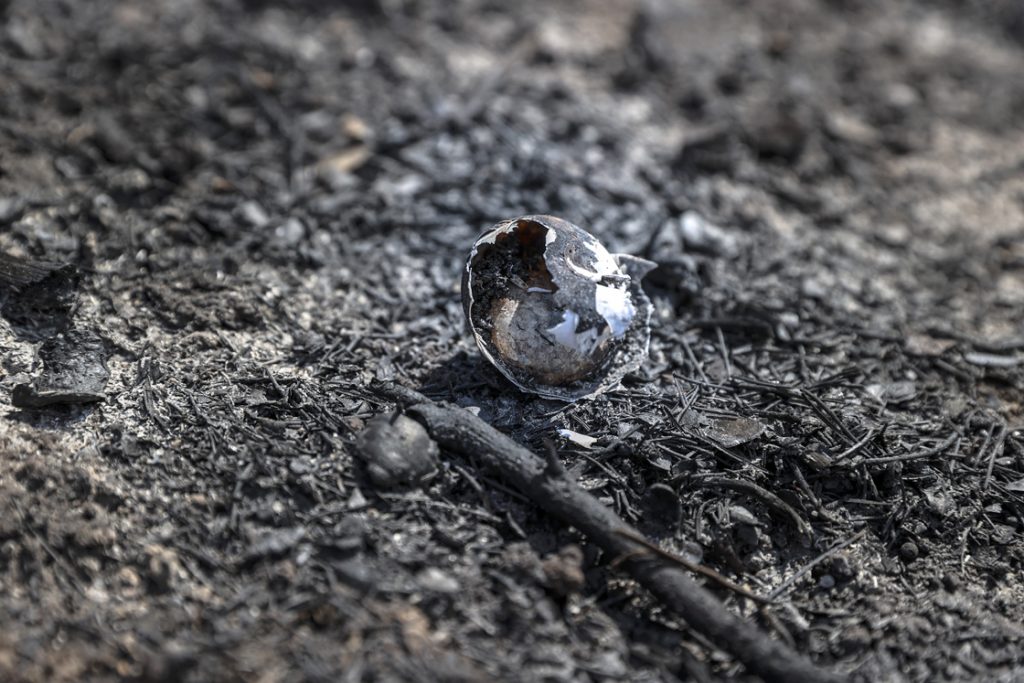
xmin=0 ymin=252 xmax=79 ymax=340
xmin=374 ymin=381 xmax=842 ymax=683
xmin=11 ymin=328 xmax=109 ymax=408
xmin=1 ymin=251 xmax=109 ymax=408
xmin=1 ymin=0 xmax=1024 ymax=682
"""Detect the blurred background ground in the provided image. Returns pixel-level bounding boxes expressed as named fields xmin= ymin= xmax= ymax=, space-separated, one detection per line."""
xmin=1 ymin=0 xmax=1023 ymax=681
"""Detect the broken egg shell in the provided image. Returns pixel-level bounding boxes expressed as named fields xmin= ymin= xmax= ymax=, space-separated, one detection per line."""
xmin=462 ymin=215 xmax=655 ymax=402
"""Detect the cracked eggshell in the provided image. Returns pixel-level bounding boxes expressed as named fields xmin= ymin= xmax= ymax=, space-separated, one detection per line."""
xmin=462 ymin=215 xmax=655 ymax=402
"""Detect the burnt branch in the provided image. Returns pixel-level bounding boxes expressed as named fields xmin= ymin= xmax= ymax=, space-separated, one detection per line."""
xmin=372 ymin=381 xmax=845 ymax=683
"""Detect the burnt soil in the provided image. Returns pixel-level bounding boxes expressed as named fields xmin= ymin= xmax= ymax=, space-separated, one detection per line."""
xmin=2 ymin=1 xmax=1024 ymax=681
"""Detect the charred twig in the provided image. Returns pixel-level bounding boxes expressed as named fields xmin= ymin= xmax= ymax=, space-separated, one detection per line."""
xmin=613 ymin=528 xmax=773 ymax=606
xmin=697 ymin=476 xmax=814 ymax=540
xmin=0 ymin=251 xmax=70 ymax=289
xmin=831 ymin=428 xmax=878 ymax=462
xmin=686 ymin=317 xmax=776 ymax=338
xmin=982 ymin=427 xmax=1007 ymax=491
xmin=372 ymin=381 xmax=845 ymax=683
xmin=790 ymin=464 xmax=844 ymax=525
xmin=852 ymin=432 xmax=959 ymax=467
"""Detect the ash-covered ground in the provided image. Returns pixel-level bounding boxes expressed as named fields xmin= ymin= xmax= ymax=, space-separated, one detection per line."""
xmin=1 ymin=1 xmax=1023 ymax=681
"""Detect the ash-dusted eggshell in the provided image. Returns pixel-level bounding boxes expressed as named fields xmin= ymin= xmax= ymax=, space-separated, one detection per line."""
xmin=462 ymin=215 xmax=655 ymax=401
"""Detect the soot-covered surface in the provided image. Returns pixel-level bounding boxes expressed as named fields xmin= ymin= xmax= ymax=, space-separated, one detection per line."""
xmin=1 ymin=1 xmax=1023 ymax=681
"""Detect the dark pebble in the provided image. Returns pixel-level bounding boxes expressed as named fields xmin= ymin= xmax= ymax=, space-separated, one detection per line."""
xmin=899 ymin=541 xmax=919 ymax=562
xmin=354 ymin=413 xmax=440 ymax=488
xmin=639 ymin=483 xmax=682 ymax=533
xmin=835 ymin=624 xmax=872 ymax=656
xmin=831 ymin=552 xmax=856 ymax=581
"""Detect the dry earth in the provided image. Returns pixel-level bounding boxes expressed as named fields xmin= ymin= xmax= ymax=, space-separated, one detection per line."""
xmin=1 ymin=1 xmax=1023 ymax=681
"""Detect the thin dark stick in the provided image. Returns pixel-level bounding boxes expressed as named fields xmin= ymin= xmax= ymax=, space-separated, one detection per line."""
xmin=614 ymin=528 xmax=773 ymax=606
xmin=696 ymin=476 xmax=813 ymax=540
xmin=831 ymin=428 xmax=877 ymax=462
xmin=982 ymin=428 xmax=1007 ymax=491
xmin=372 ymin=382 xmax=845 ymax=683
xmin=852 ymin=432 xmax=959 ymax=467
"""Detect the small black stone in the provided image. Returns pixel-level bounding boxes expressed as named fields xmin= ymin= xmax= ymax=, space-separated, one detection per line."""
xmin=639 ymin=483 xmax=682 ymax=534
xmin=354 ymin=413 xmax=440 ymax=488
xmin=899 ymin=541 xmax=919 ymax=563
xmin=831 ymin=552 xmax=856 ymax=581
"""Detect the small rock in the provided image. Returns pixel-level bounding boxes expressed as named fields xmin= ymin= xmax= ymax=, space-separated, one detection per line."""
xmin=354 ymin=413 xmax=440 ymax=488
xmin=93 ymin=113 xmax=136 ymax=165
xmin=243 ymin=526 xmax=306 ymax=564
xmin=587 ymin=651 xmax=628 ymax=678
xmin=639 ymin=483 xmax=682 ymax=533
xmin=741 ymin=97 xmax=813 ymax=162
xmin=557 ymin=429 xmax=598 ymax=449
xmin=899 ymin=541 xmax=919 ymax=562
xmin=728 ymin=504 xmax=761 ymax=527
xmin=866 ymin=381 xmax=917 ymax=404
xmin=347 ymin=486 xmax=367 ymax=509
xmin=678 ymin=211 xmax=739 ymax=257
xmin=0 ymin=196 xmax=26 ymax=225
xmin=237 ymin=201 xmax=270 ymax=228
xmin=541 ymin=544 xmax=585 ymax=597
xmin=924 ymin=486 xmax=954 ymax=516
xmin=735 ymin=522 xmax=761 ymax=548
xmin=831 ymin=553 xmax=855 ymax=582
xmin=990 ymin=524 xmax=1016 ymax=545
xmin=825 ymin=110 xmax=879 ymax=146
xmin=818 ymin=574 xmax=836 ymax=589
xmin=274 ymin=217 xmax=306 ymax=246
xmin=6 ymin=17 xmax=47 ymax=59
xmin=680 ymin=541 xmax=704 ymax=565
xmin=416 ymin=567 xmax=460 ymax=594
xmin=108 ymin=167 xmax=152 ymax=196
xmin=702 ymin=415 xmax=765 ymax=448
xmin=146 ymin=545 xmax=182 ymax=593
xmin=905 ymin=333 xmax=956 ymax=357
xmin=12 ymin=328 xmax=109 ymax=408
xmin=801 ymin=276 xmax=828 ymax=300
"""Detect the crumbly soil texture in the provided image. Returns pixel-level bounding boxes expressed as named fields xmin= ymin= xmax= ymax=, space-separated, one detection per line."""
xmin=1 ymin=1 xmax=1023 ymax=681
